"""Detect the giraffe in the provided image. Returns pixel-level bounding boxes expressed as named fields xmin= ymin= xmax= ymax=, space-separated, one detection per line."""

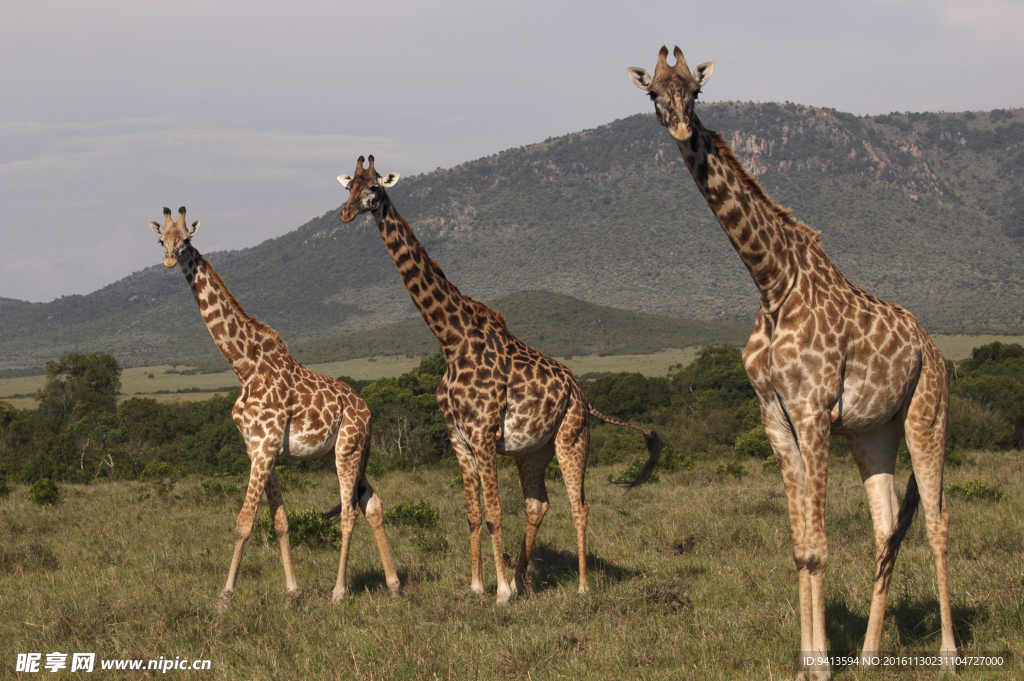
xmin=148 ymin=206 xmax=399 ymax=606
xmin=336 ymin=156 xmax=661 ymax=604
xmin=628 ymin=47 xmax=954 ymax=678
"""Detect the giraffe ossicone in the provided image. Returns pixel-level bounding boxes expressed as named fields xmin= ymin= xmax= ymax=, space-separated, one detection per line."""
xmin=630 ymin=46 xmax=955 ymax=679
xmin=149 ymin=206 xmax=399 ymax=607
xmin=337 ymin=156 xmax=661 ymax=604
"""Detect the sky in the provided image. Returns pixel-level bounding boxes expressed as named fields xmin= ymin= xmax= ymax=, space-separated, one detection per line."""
xmin=2 ymin=0 xmax=1023 ymax=303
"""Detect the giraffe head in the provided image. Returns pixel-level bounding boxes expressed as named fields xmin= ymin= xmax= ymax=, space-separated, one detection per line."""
xmin=337 ymin=155 xmax=400 ymax=223
xmin=149 ymin=206 xmax=200 ymax=268
xmin=627 ymin=45 xmax=714 ymax=142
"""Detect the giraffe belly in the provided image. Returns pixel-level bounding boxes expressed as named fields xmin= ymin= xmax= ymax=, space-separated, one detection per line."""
xmin=277 ymin=421 xmax=339 ymax=461
xmin=498 ymin=417 xmax=555 ymax=456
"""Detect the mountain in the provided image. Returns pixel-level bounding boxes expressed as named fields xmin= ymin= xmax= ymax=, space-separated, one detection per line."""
xmin=2 ymin=103 xmax=1024 ymax=370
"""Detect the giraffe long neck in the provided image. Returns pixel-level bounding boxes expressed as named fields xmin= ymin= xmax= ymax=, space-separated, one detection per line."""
xmin=676 ymin=117 xmax=798 ymax=312
xmin=371 ymin=195 xmax=470 ymax=355
xmin=177 ymin=243 xmax=261 ymax=382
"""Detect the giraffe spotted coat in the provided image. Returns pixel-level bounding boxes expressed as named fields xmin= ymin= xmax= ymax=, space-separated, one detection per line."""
xmin=629 ymin=47 xmax=954 ymax=679
xmin=338 ymin=157 xmax=661 ymax=603
xmin=149 ymin=207 xmax=399 ymax=606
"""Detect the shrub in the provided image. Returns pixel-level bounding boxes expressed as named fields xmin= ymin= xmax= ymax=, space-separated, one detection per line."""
xmin=946 ymin=395 xmax=1014 ymax=452
xmin=762 ymin=454 xmax=778 ymax=472
xmin=384 ymin=500 xmax=441 ymax=529
xmin=201 ymin=475 xmax=241 ymax=497
xmin=715 ymin=461 xmax=748 ymax=480
xmin=734 ymin=426 xmax=773 ymax=459
xmin=0 ymin=475 xmax=10 ymax=499
xmin=252 ymin=507 xmax=341 ymax=547
xmin=29 ymin=478 xmax=59 ymax=505
xmin=591 ymin=428 xmax=649 ymax=466
xmin=139 ymin=461 xmax=175 ymax=482
xmin=608 ymin=456 xmax=661 ymax=485
xmin=948 ymin=479 xmax=1003 ymax=502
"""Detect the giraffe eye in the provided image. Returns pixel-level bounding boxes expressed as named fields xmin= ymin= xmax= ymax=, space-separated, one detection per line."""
xmin=648 ymin=92 xmax=657 ymax=101
xmin=158 ymin=239 xmax=164 ymax=245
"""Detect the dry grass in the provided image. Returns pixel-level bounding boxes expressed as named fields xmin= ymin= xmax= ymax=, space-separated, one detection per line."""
xmin=1 ymin=449 xmax=1021 ymax=679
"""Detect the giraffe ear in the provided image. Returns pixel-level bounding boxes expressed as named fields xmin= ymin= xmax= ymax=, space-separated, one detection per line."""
xmin=188 ymin=219 xmax=200 ymax=236
xmin=380 ymin=172 xmax=400 ymax=188
xmin=149 ymin=220 xmax=163 ymax=236
xmin=626 ymin=66 xmax=653 ymax=91
xmin=337 ymin=174 xmax=354 ymax=189
xmin=693 ymin=62 xmax=714 ymax=87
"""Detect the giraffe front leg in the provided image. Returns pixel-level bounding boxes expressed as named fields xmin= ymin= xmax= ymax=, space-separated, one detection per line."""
xmin=220 ymin=443 xmax=279 ymax=608
xmin=472 ymin=434 xmax=512 ymax=604
xmin=451 ymin=436 xmax=485 ymax=595
xmin=265 ymin=470 xmax=299 ymax=596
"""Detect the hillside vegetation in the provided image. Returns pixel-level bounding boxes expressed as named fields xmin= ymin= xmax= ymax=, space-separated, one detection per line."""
xmin=3 ymin=104 xmax=1024 ymax=369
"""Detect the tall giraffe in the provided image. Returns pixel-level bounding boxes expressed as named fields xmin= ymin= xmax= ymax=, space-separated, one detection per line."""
xmin=149 ymin=207 xmax=399 ymax=606
xmin=337 ymin=156 xmax=661 ymax=603
xmin=628 ymin=48 xmax=954 ymax=678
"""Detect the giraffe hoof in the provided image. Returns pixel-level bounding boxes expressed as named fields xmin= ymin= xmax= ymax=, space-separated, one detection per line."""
xmin=495 ymin=586 xmax=512 ymax=605
xmin=387 ymin=581 xmax=401 ymax=598
xmin=331 ymin=588 xmax=347 ymax=604
xmin=216 ymin=590 xmax=234 ymax=613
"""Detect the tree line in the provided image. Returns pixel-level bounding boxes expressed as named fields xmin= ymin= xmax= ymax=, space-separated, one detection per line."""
xmin=2 ymin=342 xmax=1022 ymax=485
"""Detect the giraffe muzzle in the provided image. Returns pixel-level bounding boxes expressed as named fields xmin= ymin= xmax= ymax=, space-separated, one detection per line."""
xmin=163 ymin=256 xmax=178 ymax=268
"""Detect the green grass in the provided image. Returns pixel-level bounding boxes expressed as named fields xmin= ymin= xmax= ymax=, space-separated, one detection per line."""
xmin=1 ymin=450 xmax=1020 ymax=679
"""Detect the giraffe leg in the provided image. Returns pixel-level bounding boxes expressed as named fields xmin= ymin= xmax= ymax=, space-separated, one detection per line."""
xmin=904 ymin=355 xmax=955 ymax=673
xmin=846 ymin=420 xmax=902 ymax=664
xmin=555 ymin=404 xmax=590 ymax=595
xmin=512 ymin=445 xmax=555 ymax=594
xmin=220 ymin=436 xmax=281 ymax=605
xmin=471 ymin=433 xmax=513 ymax=604
xmin=264 ymin=470 xmax=298 ymax=595
xmin=329 ymin=436 xmax=361 ymax=604
xmin=450 ymin=436 xmax=485 ymax=595
xmin=762 ymin=403 xmax=831 ymax=681
xmin=356 ymin=478 xmax=400 ymax=598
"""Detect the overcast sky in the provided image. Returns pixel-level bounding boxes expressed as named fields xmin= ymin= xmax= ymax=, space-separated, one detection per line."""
xmin=2 ymin=0 xmax=1022 ymax=303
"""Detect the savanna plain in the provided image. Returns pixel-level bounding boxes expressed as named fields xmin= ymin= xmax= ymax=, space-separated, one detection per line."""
xmin=2 ymin=448 xmax=1020 ymax=680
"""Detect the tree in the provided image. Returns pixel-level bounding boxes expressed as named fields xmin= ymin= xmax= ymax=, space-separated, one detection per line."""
xmin=36 ymin=353 xmax=121 ymax=426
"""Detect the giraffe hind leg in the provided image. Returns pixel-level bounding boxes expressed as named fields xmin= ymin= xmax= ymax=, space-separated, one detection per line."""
xmin=512 ymin=444 xmax=555 ymax=594
xmin=554 ymin=403 xmax=590 ymax=595
xmin=264 ymin=470 xmax=298 ymax=595
xmin=902 ymin=354 xmax=956 ymax=672
xmin=845 ymin=420 xmax=902 ymax=663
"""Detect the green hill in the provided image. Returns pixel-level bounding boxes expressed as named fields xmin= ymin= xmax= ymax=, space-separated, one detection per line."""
xmin=3 ymin=103 xmax=1024 ymax=369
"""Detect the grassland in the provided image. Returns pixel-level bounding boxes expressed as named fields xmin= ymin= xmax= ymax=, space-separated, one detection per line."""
xmin=1 ymin=449 xmax=1020 ymax=680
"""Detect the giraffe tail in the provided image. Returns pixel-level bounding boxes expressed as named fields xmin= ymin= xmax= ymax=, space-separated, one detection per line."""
xmin=875 ymin=472 xmax=920 ymax=581
xmin=586 ymin=402 xmax=661 ymax=488
xmin=322 ymin=504 xmax=342 ymax=519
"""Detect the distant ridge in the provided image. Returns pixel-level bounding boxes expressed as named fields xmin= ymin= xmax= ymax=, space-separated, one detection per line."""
xmin=2 ymin=103 xmax=1024 ymax=369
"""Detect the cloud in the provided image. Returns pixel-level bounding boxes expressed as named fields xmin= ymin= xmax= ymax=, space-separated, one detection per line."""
xmin=0 ymin=121 xmax=434 ymax=302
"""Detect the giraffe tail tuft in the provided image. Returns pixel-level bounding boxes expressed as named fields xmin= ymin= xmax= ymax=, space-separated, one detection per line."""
xmin=876 ymin=472 xmax=920 ymax=581
xmin=322 ymin=504 xmax=342 ymax=520
xmin=625 ymin=430 xmax=662 ymax=488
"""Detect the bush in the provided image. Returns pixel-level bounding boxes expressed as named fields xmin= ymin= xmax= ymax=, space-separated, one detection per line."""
xmin=591 ymin=428 xmax=649 ymax=466
xmin=715 ymin=461 xmax=748 ymax=480
xmin=0 ymin=475 xmax=9 ymax=499
xmin=29 ymin=478 xmax=59 ymax=505
xmin=201 ymin=475 xmax=241 ymax=497
xmin=608 ymin=456 xmax=661 ymax=485
xmin=252 ymin=507 xmax=342 ymax=547
xmin=384 ymin=500 xmax=441 ymax=529
xmin=946 ymin=395 xmax=1014 ymax=452
xmin=734 ymin=426 xmax=773 ymax=459
xmin=762 ymin=454 xmax=778 ymax=472
xmin=948 ymin=479 xmax=1003 ymax=502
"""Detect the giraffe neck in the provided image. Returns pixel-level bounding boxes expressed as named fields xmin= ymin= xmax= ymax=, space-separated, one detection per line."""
xmin=370 ymin=195 xmax=470 ymax=356
xmin=177 ymin=242 xmax=262 ymax=383
xmin=676 ymin=117 xmax=799 ymax=312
